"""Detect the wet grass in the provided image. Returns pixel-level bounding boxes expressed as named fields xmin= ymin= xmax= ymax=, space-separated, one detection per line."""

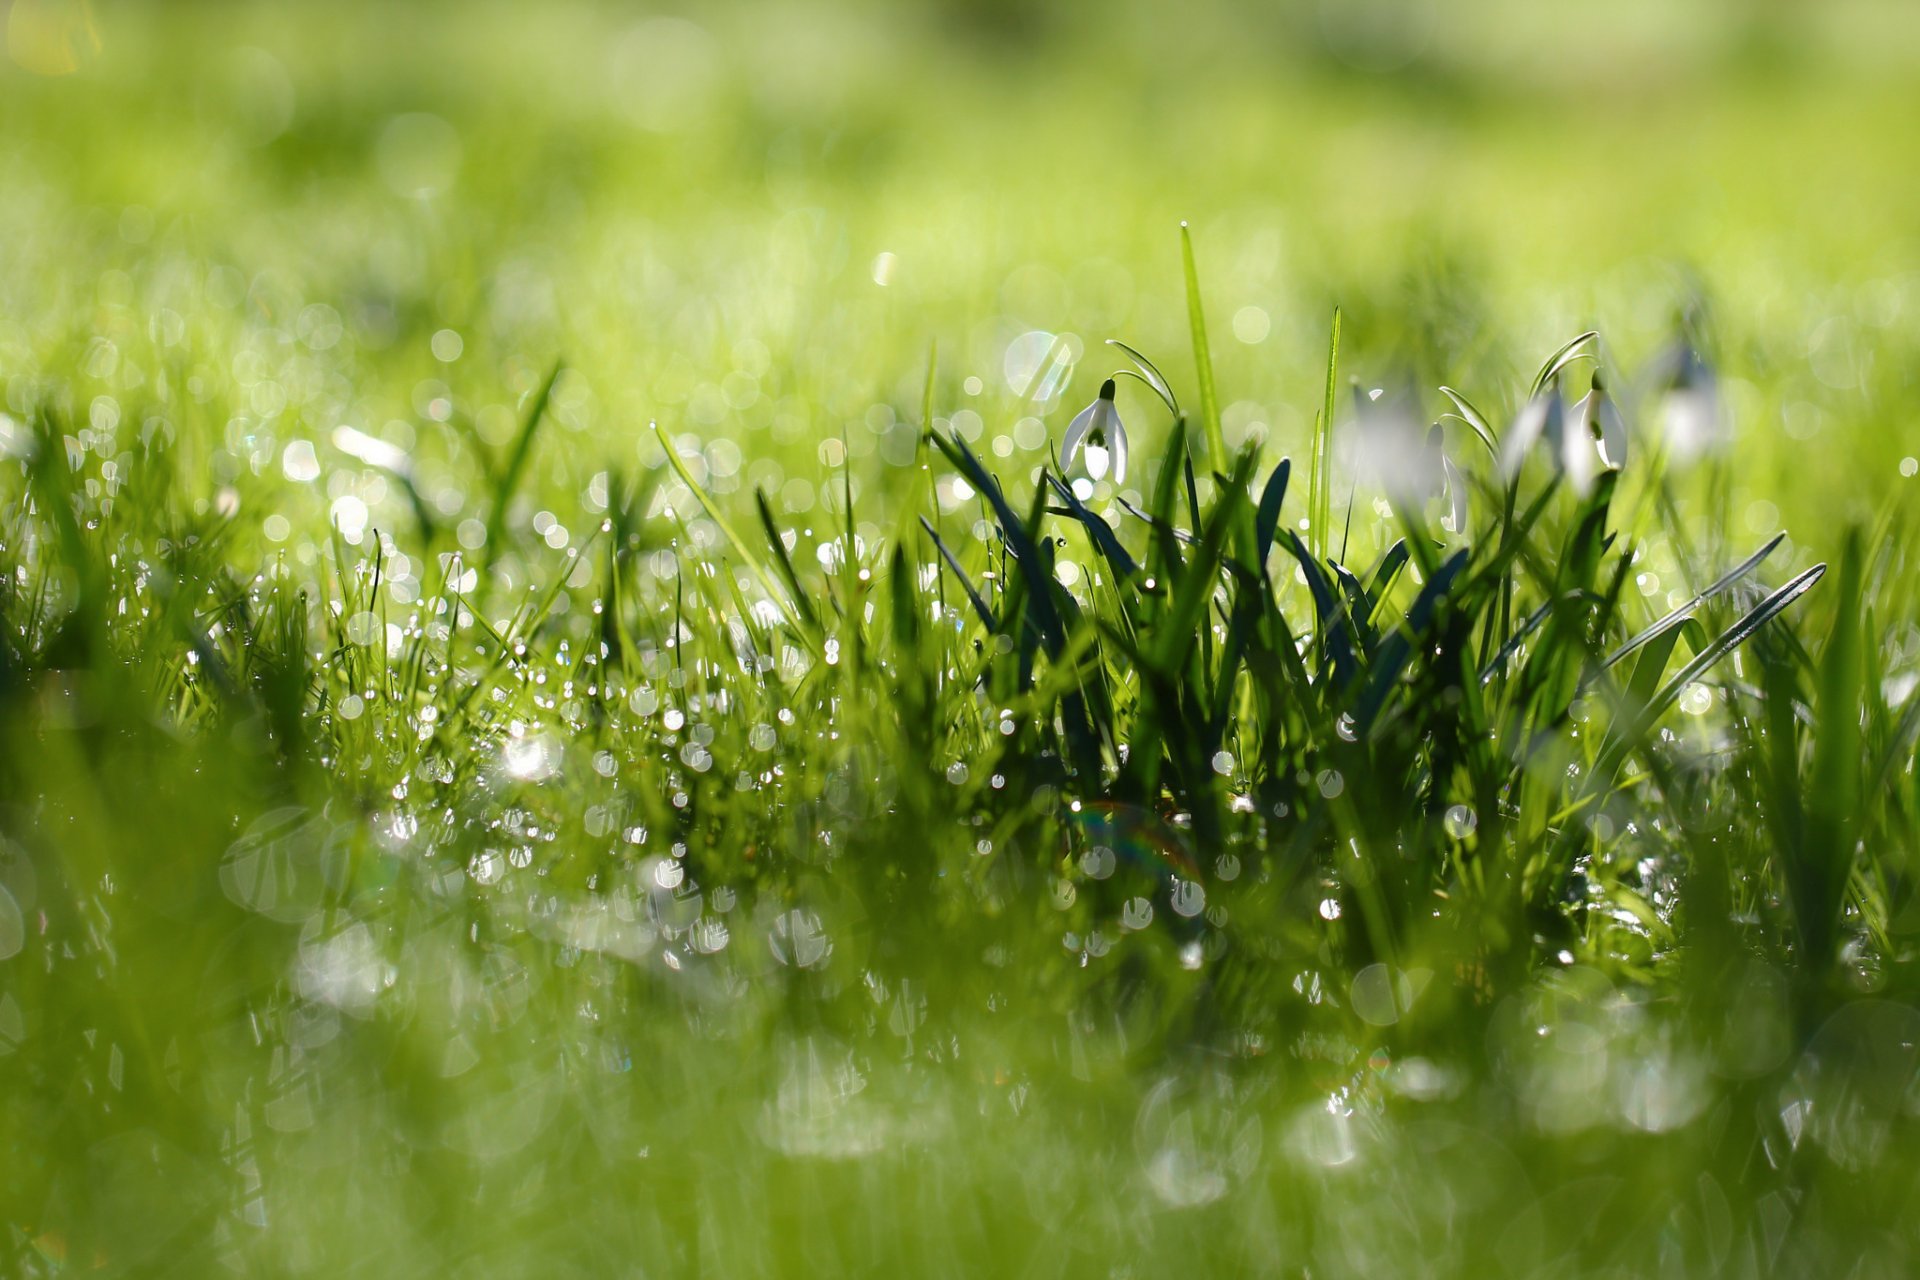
xmin=5 ymin=2 xmax=1920 ymax=1275
xmin=6 ymin=259 xmax=1920 ymax=1273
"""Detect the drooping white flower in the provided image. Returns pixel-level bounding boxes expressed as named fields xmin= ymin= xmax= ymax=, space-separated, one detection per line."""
xmin=1657 ymin=347 xmax=1726 ymax=463
xmin=1063 ymin=378 xmax=1128 ymax=484
xmin=1500 ymin=372 xmax=1623 ymax=498
xmin=1567 ymin=369 xmax=1628 ymax=474
xmin=1499 ymin=388 xmax=1561 ymax=481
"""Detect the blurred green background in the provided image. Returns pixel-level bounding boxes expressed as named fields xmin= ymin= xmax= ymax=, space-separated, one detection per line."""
xmin=6 ymin=1 xmax=1920 ymax=1275
xmin=5 ymin=0 xmax=1920 ymax=547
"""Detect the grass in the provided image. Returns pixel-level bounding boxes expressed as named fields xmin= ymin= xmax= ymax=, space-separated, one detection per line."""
xmin=5 ymin=1 xmax=1920 ymax=1275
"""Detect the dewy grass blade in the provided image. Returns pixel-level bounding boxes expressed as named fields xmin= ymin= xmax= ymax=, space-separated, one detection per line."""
xmin=1045 ymin=472 xmax=1139 ymax=581
xmin=651 ymin=420 xmax=821 ymax=653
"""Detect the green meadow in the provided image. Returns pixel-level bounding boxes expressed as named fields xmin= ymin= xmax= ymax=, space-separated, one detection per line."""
xmin=4 ymin=1 xmax=1920 ymax=1274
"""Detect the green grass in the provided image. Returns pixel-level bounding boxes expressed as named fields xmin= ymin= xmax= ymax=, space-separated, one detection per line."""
xmin=5 ymin=2 xmax=1920 ymax=1275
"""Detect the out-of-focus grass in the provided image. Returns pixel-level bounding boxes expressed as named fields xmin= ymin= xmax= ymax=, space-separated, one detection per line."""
xmin=4 ymin=2 xmax=1920 ymax=1275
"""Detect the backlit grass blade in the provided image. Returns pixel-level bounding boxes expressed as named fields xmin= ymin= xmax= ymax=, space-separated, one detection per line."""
xmin=483 ymin=358 xmax=561 ymax=562
xmin=1106 ymin=339 xmax=1180 ymax=417
xmin=1310 ymin=307 xmax=1341 ymax=563
xmin=755 ymin=487 xmax=820 ymax=633
xmin=1528 ymin=330 xmax=1599 ymax=400
xmin=1438 ymin=386 xmax=1501 ymax=464
xmin=1179 ymin=222 xmax=1224 ymax=463
xmin=1801 ymin=531 xmax=1863 ymax=969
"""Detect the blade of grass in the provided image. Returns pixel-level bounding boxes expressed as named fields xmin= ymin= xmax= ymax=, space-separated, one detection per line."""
xmin=650 ymin=420 xmax=821 ymax=654
xmin=482 ymin=359 xmax=561 ymax=564
xmin=1179 ymin=222 xmax=1224 ymax=464
xmin=1310 ymin=308 xmax=1342 ymax=563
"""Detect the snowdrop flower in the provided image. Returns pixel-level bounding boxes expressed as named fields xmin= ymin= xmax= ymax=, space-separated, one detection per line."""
xmin=1568 ymin=369 xmax=1627 ymax=473
xmin=1656 ymin=346 xmax=1726 ymax=463
xmin=1499 ymin=388 xmax=1563 ymax=482
xmin=1351 ymin=386 xmax=1470 ymax=538
xmin=1501 ymin=373 xmax=1622 ymax=498
xmin=1063 ymin=378 xmax=1127 ymax=483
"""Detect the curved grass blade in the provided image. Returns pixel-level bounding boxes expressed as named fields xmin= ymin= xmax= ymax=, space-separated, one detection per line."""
xmin=1365 ymin=539 xmax=1410 ymax=607
xmin=1356 ymin=548 xmax=1470 ymax=730
xmin=1279 ymin=529 xmax=1357 ymax=686
xmin=1117 ymin=496 xmax=1198 ymax=547
xmin=928 ymin=430 xmax=1066 ymax=652
xmin=1438 ymin=386 xmax=1501 ymax=464
xmin=1528 ymin=331 xmax=1599 ymax=400
xmin=919 ymin=516 xmax=995 ymax=632
xmin=1329 ymin=560 xmax=1381 ymax=656
xmin=1106 ymin=339 xmax=1180 ymax=417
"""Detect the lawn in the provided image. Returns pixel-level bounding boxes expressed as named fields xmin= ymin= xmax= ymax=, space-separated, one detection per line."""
xmin=4 ymin=1 xmax=1920 ymax=1274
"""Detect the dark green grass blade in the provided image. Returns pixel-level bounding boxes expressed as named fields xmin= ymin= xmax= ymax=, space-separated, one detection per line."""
xmin=1356 ymin=548 xmax=1471 ymax=731
xmin=928 ymin=430 xmax=1065 ymax=654
xmin=1255 ymin=458 xmax=1292 ymax=568
xmin=919 ymin=516 xmax=995 ymax=632
xmin=1329 ymin=560 xmax=1381 ymax=657
xmin=1117 ymin=496 xmax=1198 ymax=546
xmin=1278 ymin=530 xmax=1357 ymax=686
xmin=1365 ymin=539 xmax=1410 ymax=605
xmin=755 ymin=487 xmax=820 ymax=633
xmin=1045 ymin=473 xmax=1140 ymax=581
xmin=1148 ymin=447 xmax=1257 ymax=674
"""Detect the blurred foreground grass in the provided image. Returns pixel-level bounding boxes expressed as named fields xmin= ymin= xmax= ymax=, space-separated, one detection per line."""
xmin=4 ymin=1 xmax=1920 ymax=1275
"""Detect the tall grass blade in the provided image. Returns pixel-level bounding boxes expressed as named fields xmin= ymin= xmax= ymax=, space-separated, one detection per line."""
xmin=1179 ymin=222 xmax=1224 ymax=463
xmin=483 ymin=358 xmax=561 ymax=562
xmin=1310 ymin=307 xmax=1342 ymax=563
